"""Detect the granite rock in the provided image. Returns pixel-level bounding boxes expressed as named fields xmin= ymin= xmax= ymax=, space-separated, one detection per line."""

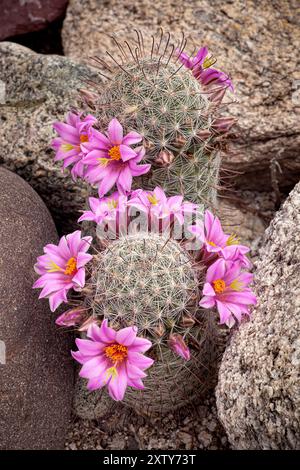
xmin=216 ymin=182 xmax=300 ymax=450
xmin=0 ymin=41 xmax=99 ymax=233
xmin=62 ymin=0 xmax=300 ymax=192
xmin=0 ymin=167 xmax=74 ymax=449
xmin=0 ymin=0 xmax=68 ymax=40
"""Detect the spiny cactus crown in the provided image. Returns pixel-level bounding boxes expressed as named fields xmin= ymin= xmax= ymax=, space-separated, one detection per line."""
xmin=84 ymin=33 xmax=229 ymax=206
xmin=88 ymin=233 xmax=199 ymax=345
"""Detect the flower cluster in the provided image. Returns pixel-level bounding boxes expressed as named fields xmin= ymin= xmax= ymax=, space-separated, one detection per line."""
xmin=52 ymin=116 xmax=150 ymax=194
xmin=188 ymin=210 xmax=256 ymax=327
xmin=177 ymin=46 xmax=233 ymax=91
xmin=78 ymin=186 xmax=197 ymax=230
xmin=32 ymin=43 xmax=256 ymax=402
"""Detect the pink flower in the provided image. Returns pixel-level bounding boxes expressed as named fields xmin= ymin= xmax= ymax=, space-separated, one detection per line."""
xmin=72 ymin=320 xmax=154 ymax=401
xmin=52 ymin=112 xmax=97 ymax=179
xmin=199 ymin=259 xmax=257 ymax=327
xmin=33 ymin=230 xmax=93 ymax=312
xmin=188 ymin=210 xmax=250 ymax=267
xmin=128 ymin=187 xmax=197 ymax=225
xmin=78 ymin=192 xmax=128 ymax=225
xmin=168 ymin=334 xmax=190 ymax=361
xmin=177 ymin=46 xmax=233 ymax=91
xmin=55 ymin=306 xmax=87 ymax=327
xmin=82 ymin=118 xmax=151 ymax=196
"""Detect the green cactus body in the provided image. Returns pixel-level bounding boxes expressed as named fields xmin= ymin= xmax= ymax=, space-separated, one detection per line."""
xmin=83 ymin=233 xmax=223 ymax=416
xmin=86 ymin=46 xmax=224 ymax=208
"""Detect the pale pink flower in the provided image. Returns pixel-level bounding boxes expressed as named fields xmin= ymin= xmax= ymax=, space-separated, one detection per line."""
xmin=52 ymin=112 xmax=97 ymax=179
xmin=188 ymin=210 xmax=251 ymax=268
xmin=78 ymin=192 xmax=128 ymax=225
xmin=82 ymin=118 xmax=151 ymax=196
xmin=55 ymin=307 xmax=87 ymax=327
xmin=199 ymin=259 xmax=257 ymax=327
xmin=33 ymin=231 xmax=93 ymax=312
xmin=128 ymin=187 xmax=197 ymax=225
xmin=72 ymin=320 xmax=154 ymax=401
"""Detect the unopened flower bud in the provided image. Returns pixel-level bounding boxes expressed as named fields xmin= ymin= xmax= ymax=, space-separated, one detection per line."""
xmin=155 ymin=150 xmax=175 ymax=167
xmin=168 ymin=334 xmax=190 ymax=361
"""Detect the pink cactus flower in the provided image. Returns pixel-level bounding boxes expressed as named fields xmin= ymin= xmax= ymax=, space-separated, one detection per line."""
xmin=82 ymin=118 xmax=151 ymax=196
xmin=52 ymin=112 xmax=97 ymax=179
xmin=188 ymin=210 xmax=250 ymax=267
xmin=168 ymin=334 xmax=190 ymax=361
xmin=128 ymin=187 xmax=197 ymax=225
xmin=55 ymin=306 xmax=88 ymax=327
xmin=72 ymin=320 xmax=154 ymax=401
xmin=177 ymin=46 xmax=233 ymax=91
xmin=78 ymin=192 xmax=128 ymax=225
xmin=33 ymin=230 xmax=93 ymax=312
xmin=199 ymin=259 xmax=257 ymax=327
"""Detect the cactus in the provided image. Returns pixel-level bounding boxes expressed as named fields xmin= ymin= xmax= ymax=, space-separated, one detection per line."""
xmin=82 ymin=32 xmax=232 ymax=207
xmin=82 ymin=232 xmax=224 ymax=416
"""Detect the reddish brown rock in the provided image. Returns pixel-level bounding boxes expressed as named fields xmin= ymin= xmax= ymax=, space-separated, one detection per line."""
xmin=0 ymin=0 xmax=68 ymax=40
xmin=0 ymin=167 xmax=74 ymax=449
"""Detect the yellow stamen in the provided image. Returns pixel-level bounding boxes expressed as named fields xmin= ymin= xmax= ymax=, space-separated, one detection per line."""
xmin=105 ymin=366 xmax=118 ymax=382
xmin=108 ymin=145 xmax=122 ymax=161
xmin=226 ymin=233 xmax=240 ymax=246
xmin=61 ymin=143 xmax=74 ymax=152
xmin=212 ymin=279 xmax=226 ymax=294
xmin=229 ymin=280 xmax=243 ymax=291
xmin=105 ymin=343 xmax=128 ymax=364
xmin=207 ymin=240 xmax=217 ymax=247
xmin=80 ymin=134 xmax=89 ymax=143
xmin=47 ymin=260 xmax=64 ymax=273
xmin=97 ymin=157 xmax=110 ymax=167
xmin=107 ymin=199 xmax=118 ymax=209
xmin=64 ymin=257 xmax=77 ymax=276
xmin=203 ymin=56 xmax=217 ymax=69
xmin=147 ymin=194 xmax=159 ymax=205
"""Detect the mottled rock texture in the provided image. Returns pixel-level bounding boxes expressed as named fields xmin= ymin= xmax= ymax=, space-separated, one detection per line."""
xmin=62 ymin=0 xmax=300 ymax=192
xmin=0 ymin=167 xmax=74 ymax=449
xmin=0 ymin=41 xmax=98 ymax=233
xmin=216 ymin=182 xmax=300 ymax=450
xmin=0 ymin=0 xmax=68 ymax=40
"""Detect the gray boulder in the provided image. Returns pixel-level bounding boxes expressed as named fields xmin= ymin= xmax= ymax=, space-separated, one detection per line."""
xmin=216 ymin=182 xmax=300 ymax=449
xmin=0 ymin=167 xmax=74 ymax=449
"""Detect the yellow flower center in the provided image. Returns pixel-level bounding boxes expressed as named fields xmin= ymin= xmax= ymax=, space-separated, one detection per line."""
xmin=64 ymin=257 xmax=77 ymax=276
xmin=108 ymin=145 xmax=122 ymax=161
xmin=80 ymin=134 xmax=89 ymax=143
xmin=203 ymin=55 xmax=217 ymax=69
xmin=61 ymin=143 xmax=74 ymax=152
xmin=212 ymin=279 xmax=226 ymax=294
xmin=226 ymin=233 xmax=240 ymax=246
xmin=207 ymin=240 xmax=217 ymax=247
xmin=147 ymin=194 xmax=159 ymax=205
xmin=105 ymin=343 xmax=128 ymax=364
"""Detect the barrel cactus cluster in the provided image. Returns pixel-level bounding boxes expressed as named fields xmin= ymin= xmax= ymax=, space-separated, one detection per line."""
xmin=33 ymin=32 xmax=256 ymax=416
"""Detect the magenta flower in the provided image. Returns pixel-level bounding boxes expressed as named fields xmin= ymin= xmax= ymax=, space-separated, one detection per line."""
xmin=168 ymin=334 xmax=190 ymax=361
xmin=177 ymin=46 xmax=233 ymax=91
xmin=33 ymin=230 xmax=93 ymax=312
xmin=72 ymin=320 xmax=154 ymax=401
xmin=52 ymin=112 xmax=97 ymax=179
xmin=82 ymin=118 xmax=151 ymax=196
xmin=78 ymin=192 xmax=128 ymax=225
xmin=188 ymin=210 xmax=250 ymax=267
xmin=199 ymin=259 xmax=257 ymax=327
xmin=128 ymin=186 xmax=197 ymax=225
